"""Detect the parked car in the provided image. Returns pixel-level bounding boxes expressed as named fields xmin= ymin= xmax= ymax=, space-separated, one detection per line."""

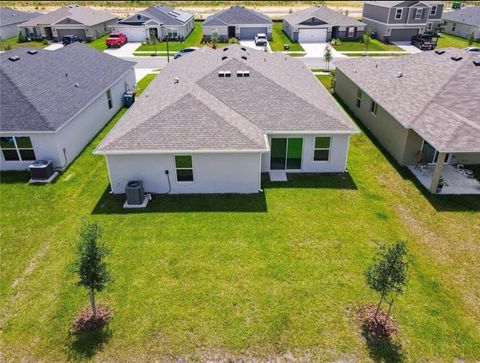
xmin=411 ymin=34 xmax=437 ymax=50
xmin=464 ymin=47 xmax=480 ymax=53
xmin=174 ymin=47 xmax=199 ymax=59
xmin=106 ymin=32 xmax=128 ymax=48
xmin=255 ymin=33 xmax=268 ymax=46
xmin=62 ymin=35 xmax=83 ymax=46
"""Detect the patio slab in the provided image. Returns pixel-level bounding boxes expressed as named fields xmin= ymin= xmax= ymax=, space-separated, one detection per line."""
xmin=408 ymin=165 xmax=480 ymax=194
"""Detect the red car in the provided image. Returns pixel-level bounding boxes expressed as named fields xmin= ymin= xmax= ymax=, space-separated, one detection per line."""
xmin=106 ymin=32 xmax=128 ymax=48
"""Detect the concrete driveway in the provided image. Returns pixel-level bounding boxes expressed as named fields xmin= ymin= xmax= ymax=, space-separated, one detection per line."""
xmin=44 ymin=43 xmax=63 ymax=51
xmin=392 ymin=41 xmax=423 ymax=54
xmin=240 ymin=40 xmax=271 ymax=52
xmin=300 ymin=42 xmax=347 ymax=58
xmin=104 ymin=42 xmax=142 ymax=57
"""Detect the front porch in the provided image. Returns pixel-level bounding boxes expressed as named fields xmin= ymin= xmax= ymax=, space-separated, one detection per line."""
xmin=408 ymin=164 xmax=480 ymax=194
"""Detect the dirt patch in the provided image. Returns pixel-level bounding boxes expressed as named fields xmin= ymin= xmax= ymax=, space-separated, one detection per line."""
xmin=74 ymin=306 xmax=111 ymax=332
xmin=11 ymin=242 xmax=50 ymax=289
xmin=358 ymin=305 xmax=397 ymax=338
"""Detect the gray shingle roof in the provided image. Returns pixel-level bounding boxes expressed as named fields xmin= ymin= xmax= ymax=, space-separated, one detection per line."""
xmin=96 ymin=45 xmax=357 ymax=153
xmin=0 ymin=44 xmax=135 ymax=132
xmin=119 ymin=5 xmax=193 ymax=26
xmin=203 ymin=5 xmax=272 ymax=26
xmin=284 ymin=5 xmax=366 ymax=27
xmin=442 ymin=6 xmax=480 ymax=27
xmin=20 ymin=4 xmax=117 ymax=27
xmin=335 ymin=49 xmax=480 ymax=153
xmin=0 ymin=7 xmax=39 ymax=27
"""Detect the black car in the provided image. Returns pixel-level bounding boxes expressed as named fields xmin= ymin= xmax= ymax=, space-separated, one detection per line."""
xmin=62 ymin=35 xmax=83 ymax=46
xmin=411 ymin=34 xmax=437 ymax=50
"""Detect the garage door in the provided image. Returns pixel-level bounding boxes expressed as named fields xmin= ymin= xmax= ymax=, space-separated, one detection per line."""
xmin=298 ymin=28 xmax=327 ymax=42
xmin=56 ymin=28 xmax=87 ymax=41
xmin=389 ymin=28 xmax=419 ymax=41
xmin=239 ymin=27 xmax=267 ymax=40
xmin=116 ymin=27 xmax=148 ymax=42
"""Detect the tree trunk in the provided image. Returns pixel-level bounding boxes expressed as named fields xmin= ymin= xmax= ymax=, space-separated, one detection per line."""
xmin=384 ymin=299 xmax=394 ymax=326
xmin=374 ymin=293 xmax=384 ymax=322
xmin=89 ymin=288 xmax=97 ymax=318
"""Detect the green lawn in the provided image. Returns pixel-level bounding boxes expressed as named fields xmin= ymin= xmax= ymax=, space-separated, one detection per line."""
xmin=86 ymin=34 xmax=109 ymax=52
xmin=436 ymin=33 xmax=480 ymax=49
xmin=333 ymin=39 xmax=402 ymax=52
xmin=136 ymin=21 xmax=204 ymax=52
xmin=1 ymin=74 xmax=479 ymax=361
xmin=0 ymin=36 xmax=46 ymax=51
xmin=316 ymin=74 xmax=334 ymax=92
xmin=269 ymin=22 xmax=304 ymax=52
xmin=287 ymin=52 xmax=306 ymax=57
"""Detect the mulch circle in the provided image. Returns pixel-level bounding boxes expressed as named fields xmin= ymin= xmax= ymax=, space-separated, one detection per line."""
xmin=74 ymin=306 xmax=111 ymax=332
xmin=357 ymin=305 xmax=397 ymax=337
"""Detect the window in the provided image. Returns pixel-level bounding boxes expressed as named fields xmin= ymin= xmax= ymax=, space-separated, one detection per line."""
xmin=1 ymin=136 xmax=36 ymax=162
xmin=356 ymin=88 xmax=362 ymax=108
xmin=166 ymin=27 xmax=178 ymax=39
xmin=370 ymin=100 xmax=378 ymax=116
xmin=175 ymin=155 xmax=193 ymax=182
xmin=426 ymin=22 xmax=433 ymax=31
xmin=430 ymin=5 xmax=437 ymax=16
xmin=347 ymin=27 xmax=355 ymax=38
xmin=313 ymin=136 xmax=331 ymax=162
xmin=452 ymin=23 xmax=456 ymax=31
xmin=414 ymin=8 xmax=423 ymax=20
xmin=395 ymin=8 xmax=403 ymax=19
xmin=106 ymin=89 xmax=112 ymax=109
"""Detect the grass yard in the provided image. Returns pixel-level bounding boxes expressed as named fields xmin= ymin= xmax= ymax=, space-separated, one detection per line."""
xmin=269 ymin=22 xmax=304 ymax=52
xmin=86 ymin=34 xmax=109 ymax=52
xmin=0 ymin=36 xmax=46 ymax=51
xmin=333 ymin=39 xmax=402 ymax=52
xmin=1 ymin=74 xmax=480 ymax=361
xmin=436 ymin=33 xmax=480 ymax=49
xmin=316 ymin=74 xmax=334 ymax=92
xmin=287 ymin=52 xmax=306 ymax=57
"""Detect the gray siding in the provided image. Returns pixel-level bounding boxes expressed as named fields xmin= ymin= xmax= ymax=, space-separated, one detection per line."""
xmin=428 ymin=3 xmax=444 ymax=20
xmin=443 ymin=20 xmax=480 ymax=40
xmin=363 ymin=3 xmax=389 ymax=23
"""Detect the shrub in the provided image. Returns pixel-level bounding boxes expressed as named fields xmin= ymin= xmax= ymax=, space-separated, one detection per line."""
xmin=42 ymin=38 xmax=49 ymax=45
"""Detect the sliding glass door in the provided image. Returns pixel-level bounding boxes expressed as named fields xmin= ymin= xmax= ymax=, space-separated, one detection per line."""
xmin=422 ymin=140 xmax=450 ymax=164
xmin=270 ymin=138 xmax=303 ymax=170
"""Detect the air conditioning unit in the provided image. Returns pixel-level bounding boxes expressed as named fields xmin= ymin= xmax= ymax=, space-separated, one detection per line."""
xmin=124 ymin=180 xmax=151 ymax=208
xmin=28 ymin=160 xmax=57 ymax=183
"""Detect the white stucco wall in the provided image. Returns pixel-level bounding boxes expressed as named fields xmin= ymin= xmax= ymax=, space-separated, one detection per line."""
xmin=105 ymin=152 xmax=262 ymax=194
xmin=261 ymin=134 xmax=350 ymax=173
xmin=0 ymin=68 xmax=135 ymax=171
xmin=0 ymin=23 xmax=20 ymax=39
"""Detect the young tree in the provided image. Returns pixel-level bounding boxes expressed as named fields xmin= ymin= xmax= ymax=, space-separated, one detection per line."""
xmin=363 ymin=29 xmax=372 ymax=56
xmin=364 ymin=241 xmax=408 ymax=323
xmin=211 ymin=29 xmax=219 ymax=49
xmin=466 ymin=31 xmax=475 ymax=46
xmin=74 ymin=222 xmax=111 ymax=318
xmin=324 ymin=44 xmax=332 ymax=70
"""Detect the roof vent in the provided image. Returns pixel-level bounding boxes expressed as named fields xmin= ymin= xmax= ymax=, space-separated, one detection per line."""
xmin=473 ymin=59 xmax=480 ymax=67
xmin=75 ymin=83 xmax=79 ymax=88
xmin=435 ymin=50 xmax=445 ymax=55
xmin=450 ymin=56 xmax=463 ymax=61
xmin=8 ymin=56 xmax=20 ymax=62
xmin=241 ymin=47 xmax=246 ymax=51
xmin=237 ymin=71 xmax=250 ymax=77
xmin=174 ymin=77 xmax=179 ymax=84
xmin=223 ymin=47 xmax=228 ymax=51
xmin=218 ymin=71 xmax=231 ymax=77
xmin=224 ymin=71 xmax=231 ymax=77
xmin=27 ymin=50 xmax=38 ymax=55
xmin=241 ymin=55 xmax=247 ymax=60
xmin=222 ymin=56 xmax=228 ymax=60
xmin=397 ymin=72 xmax=403 ymax=78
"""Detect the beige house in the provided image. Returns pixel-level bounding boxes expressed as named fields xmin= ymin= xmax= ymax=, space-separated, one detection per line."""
xmin=335 ymin=49 xmax=480 ymax=194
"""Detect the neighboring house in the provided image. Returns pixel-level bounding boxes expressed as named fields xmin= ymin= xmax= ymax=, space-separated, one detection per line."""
xmin=202 ymin=5 xmax=273 ymax=41
xmin=283 ymin=5 xmax=366 ymax=42
xmin=0 ymin=8 xmax=39 ymax=40
xmin=334 ymin=48 xmax=480 ymax=193
xmin=18 ymin=4 xmax=118 ymax=41
xmin=362 ymin=1 xmax=444 ymax=42
xmin=110 ymin=5 xmax=194 ymax=42
xmin=95 ymin=45 xmax=358 ymax=195
xmin=442 ymin=6 xmax=480 ymax=40
xmin=0 ymin=44 xmax=135 ymax=171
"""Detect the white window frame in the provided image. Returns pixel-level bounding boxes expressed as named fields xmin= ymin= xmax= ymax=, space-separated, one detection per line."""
xmin=166 ymin=26 xmax=178 ymax=39
xmin=106 ymin=88 xmax=112 ymax=109
xmin=0 ymin=136 xmax=36 ymax=162
xmin=430 ymin=5 xmax=437 ymax=16
xmin=174 ymin=155 xmax=194 ymax=183
xmin=395 ymin=8 xmax=403 ymax=20
xmin=415 ymin=8 xmax=423 ymax=20
xmin=313 ymin=136 xmax=331 ymax=163
xmin=370 ymin=100 xmax=378 ymax=116
xmin=426 ymin=22 xmax=433 ymax=31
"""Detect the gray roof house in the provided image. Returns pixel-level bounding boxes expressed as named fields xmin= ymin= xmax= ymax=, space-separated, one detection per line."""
xmin=334 ymin=49 xmax=480 ymax=194
xmin=202 ymin=5 xmax=273 ymax=41
xmin=283 ymin=5 xmax=366 ymax=42
xmin=0 ymin=7 xmax=39 ymax=40
xmin=442 ymin=6 xmax=480 ymax=40
xmin=110 ymin=5 xmax=194 ymax=42
xmin=362 ymin=1 xmax=444 ymax=42
xmin=18 ymin=4 xmax=118 ymax=41
xmin=95 ymin=45 xmax=358 ymax=195
xmin=0 ymin=44 xmax=135 ymax=171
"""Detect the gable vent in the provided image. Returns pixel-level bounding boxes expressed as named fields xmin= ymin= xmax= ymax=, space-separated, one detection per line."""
xmin=8 ymin=56 xmax=20 ymax=62
xmin=435 ymin=50 xmax=445 ymax=55
xmin=222 ymin=56 xmax=228 ymax=60
xmin=397 ymin=72 xmax=403 ymax=78
xmin=450 ymin=56 xmax=463 ymax=61
xmin=27 ymin=50 xmax=38 ymax=55
xmin=241 ymin=55 xmax=247 ymax=60
xmin=237 ymin=71 xmax=250 ymax=77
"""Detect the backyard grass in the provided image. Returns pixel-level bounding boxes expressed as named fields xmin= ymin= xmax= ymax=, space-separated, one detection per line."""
xmin=1 ymin=74 xmax=479 ymax=361
xmin=316 ymin=74 xmax=334 ymax=92
xmin=269 ymin=22 xmax=304 ymax=52
xmin=0 ymin=36 xmax=46 ymax=51
xmin=436 ymin=33 xmax=480 ymax=49
xmin=332 ymin=39 xmax=402 ymax=52
xmin=86 ymin=34 xmax=109 ymax=52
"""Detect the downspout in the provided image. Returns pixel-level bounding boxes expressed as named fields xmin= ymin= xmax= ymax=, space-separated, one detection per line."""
xmin=258 ymin=152 xmax=263 ymax=192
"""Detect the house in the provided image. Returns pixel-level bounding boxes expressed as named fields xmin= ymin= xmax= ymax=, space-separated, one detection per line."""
xmin=0 ymin=7 xmax=39 ymax=40
xmin=334 ymin=49 xmax=480 ymax=193
xmin=110 ymin=5 xmax=194 ymax=42
xmin=283 ymin=5 xmax=366 ymax=42
xmin=0 ymin=44 xmax=135 ymax=171
xmin=95 ymin=45 xmax=358 ymax=195
xmin=202 ymin=5 xmax=273 ymax=41
xmin=362 ymin=1 xmax=444 ymax=42
xmin=442 ymin=6 xmax=480 ymax=40
xmin=18 ymin=4 xmax=118 ymax=41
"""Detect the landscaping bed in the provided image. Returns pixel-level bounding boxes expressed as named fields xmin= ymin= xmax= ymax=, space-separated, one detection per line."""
xmin=269 ymin=22 xmax=304 ymax=52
